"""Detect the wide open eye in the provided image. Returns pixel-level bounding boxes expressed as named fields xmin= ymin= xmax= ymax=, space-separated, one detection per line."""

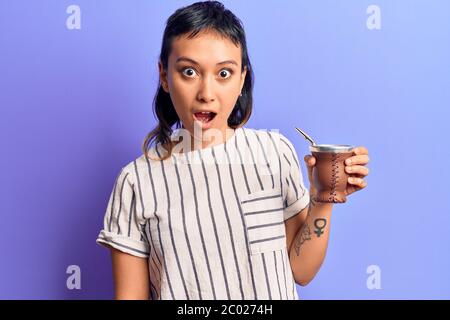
xmin=219 ymin=69 xmax=232 ymax=79
xmin=182 ymin=67 xmax=197 ymax=78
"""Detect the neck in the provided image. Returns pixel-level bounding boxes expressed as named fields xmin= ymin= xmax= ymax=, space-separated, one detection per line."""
xmin=173 ymin=124 xmax=235 ymax=153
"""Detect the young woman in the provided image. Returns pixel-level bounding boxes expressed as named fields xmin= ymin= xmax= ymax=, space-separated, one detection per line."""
xmin=96 ymin=1 xmax=370 ymax=300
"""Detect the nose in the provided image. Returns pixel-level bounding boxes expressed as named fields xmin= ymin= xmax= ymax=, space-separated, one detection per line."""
xmin=196 ymin=76 xmax=215 ymax=103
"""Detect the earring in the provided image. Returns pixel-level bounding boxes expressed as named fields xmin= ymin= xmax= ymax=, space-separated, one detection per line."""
xmin=239 ymin=93 xmax=243 ymax=97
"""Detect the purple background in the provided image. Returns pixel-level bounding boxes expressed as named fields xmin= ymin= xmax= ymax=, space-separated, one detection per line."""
xmin=1 ymin=0 xmax=449 ymax=299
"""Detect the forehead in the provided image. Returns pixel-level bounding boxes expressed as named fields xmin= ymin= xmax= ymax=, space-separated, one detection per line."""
xmin=170 ymin=30 xmax=242 ymax=66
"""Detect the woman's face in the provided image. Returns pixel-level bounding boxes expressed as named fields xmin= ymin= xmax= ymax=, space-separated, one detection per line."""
xmin=159 ymin=30 xmax=247 ymax=143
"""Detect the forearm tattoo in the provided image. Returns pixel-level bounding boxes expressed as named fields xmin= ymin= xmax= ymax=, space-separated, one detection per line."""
xmin=293 ymin=199 xmax=315 ymax=256
xmin=293 ymin=199 xmax=328 ymax=256
xmin=313 ymin=218 xmax=327 ymax=237
xmin=294 ymin=222 xmax=311 ymax=256
xmin=307 ymin=196 xmax=316 ymax=215
xmin=308 ymin=196 xmax=327 ymax=238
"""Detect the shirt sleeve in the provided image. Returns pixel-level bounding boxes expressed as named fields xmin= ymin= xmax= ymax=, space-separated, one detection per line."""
xmin=279 ymin=133 xmax=310 ymax=221
xmin=96 ymin=167 xmax=150 ymax=258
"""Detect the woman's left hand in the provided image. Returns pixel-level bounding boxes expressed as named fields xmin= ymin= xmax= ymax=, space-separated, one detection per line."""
xmin=304 ymin=146 xmax=370 ymax=198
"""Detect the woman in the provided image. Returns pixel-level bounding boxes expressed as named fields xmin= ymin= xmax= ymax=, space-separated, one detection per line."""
xmin=96 ymin=1 xmax=370 ymax=300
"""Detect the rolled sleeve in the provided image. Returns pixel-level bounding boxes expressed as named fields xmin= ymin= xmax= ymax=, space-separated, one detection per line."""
xmin=96 ymin=167 xmax=150 ymax=258
xmin=279 ymin=134 xmax=310 ymax=221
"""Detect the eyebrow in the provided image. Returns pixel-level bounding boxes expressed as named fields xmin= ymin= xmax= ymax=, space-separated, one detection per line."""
xmin=175 ymin=56 xmax=238 ymax=67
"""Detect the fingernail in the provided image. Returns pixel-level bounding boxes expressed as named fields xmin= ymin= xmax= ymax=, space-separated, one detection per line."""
xmin=346 ymin=159 xmax=352 ymax=165
xmin=347 ymin=166 xmax=352 ymax=172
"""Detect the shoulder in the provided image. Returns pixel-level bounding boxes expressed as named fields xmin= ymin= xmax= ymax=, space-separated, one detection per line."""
xmin=266 ymin=130 xmax=300 ymax=167
xmin=119 ymin=151 xmax=158 ymax=185
xmin=240 ymin=127 xmax=287 ymax=142
xmin=240 ymin=128 xmax=299 ymax=165
xmin=244 ymin=128 xmax=294 ymax=151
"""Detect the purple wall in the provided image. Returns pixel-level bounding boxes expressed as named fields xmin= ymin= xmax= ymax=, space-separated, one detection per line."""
xmin=1 ymin=0 xmax=449 ymax=299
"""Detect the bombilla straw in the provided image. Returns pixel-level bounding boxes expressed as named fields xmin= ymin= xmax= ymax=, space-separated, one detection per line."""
xmin=294 ymin=127 xmax=317 ymax=146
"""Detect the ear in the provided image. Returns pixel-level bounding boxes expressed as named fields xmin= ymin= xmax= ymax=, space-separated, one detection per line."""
xmin=158 ymin=60 xmax=169 ymax=93
xmin=239 ymin=66 xmax=247 ymax=94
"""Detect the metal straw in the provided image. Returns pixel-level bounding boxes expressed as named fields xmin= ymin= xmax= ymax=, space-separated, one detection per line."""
xmin=294 ymin=127 xmax=317 ymax=146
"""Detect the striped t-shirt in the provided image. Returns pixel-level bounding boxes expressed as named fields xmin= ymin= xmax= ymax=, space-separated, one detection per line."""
xmin=96 ymin=126 xmax=310 ymax=300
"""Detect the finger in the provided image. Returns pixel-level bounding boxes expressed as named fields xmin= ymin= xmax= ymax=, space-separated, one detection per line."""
xmin=352 ymin=146 xmax=369 ymax=155
xmin=345 ymin=165 xmax=369 ymax=177
xmin=348 ymin=176 xmax=367 ymax=188
xmin=346 ymin=183 xmax=362 ymax=195
xmin=345 ymin=154 xmax=370 ymax=166
xmin=304 ymin=155 xmax=316 ymax=166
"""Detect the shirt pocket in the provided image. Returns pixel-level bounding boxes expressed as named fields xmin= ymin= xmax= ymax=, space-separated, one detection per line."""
xmin=240 ymin=188 xmax=286 ymax=255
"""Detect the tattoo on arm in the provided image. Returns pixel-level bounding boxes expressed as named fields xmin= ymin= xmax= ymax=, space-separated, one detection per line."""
xmin=307 ymin=197 xmax=316 ymax=215
xmin=293 ymin=199 xmax=327 ymax=256
xmin=306 ymin=197 xmax=327 ymax=238
xmin=294 ymin=222 xmax=311 ymax=256
xmin=313 ymin=218 xmax=327 ymax=237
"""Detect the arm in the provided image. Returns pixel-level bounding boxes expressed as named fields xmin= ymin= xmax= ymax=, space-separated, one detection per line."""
xmin=109 ymin=246 xmax=150 ymax=300
xmin=288 ymin=198 xmax=334 ymax=286
xmin=285 ymin=147 xmax=369 ymax=286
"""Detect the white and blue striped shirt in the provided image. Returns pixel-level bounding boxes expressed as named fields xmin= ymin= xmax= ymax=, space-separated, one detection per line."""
xmin=97 ymin=127 xmax=310 ymax=300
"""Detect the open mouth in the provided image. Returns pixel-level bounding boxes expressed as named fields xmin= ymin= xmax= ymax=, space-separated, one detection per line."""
xmin=193 ymin=111 xmax=217 ymax=123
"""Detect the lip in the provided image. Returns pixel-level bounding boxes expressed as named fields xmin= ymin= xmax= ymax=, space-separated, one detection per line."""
xmin=193 ymin=109 xmax=217 ymax=114
xmin=192 ymin=111 xmax=217 ymax=130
